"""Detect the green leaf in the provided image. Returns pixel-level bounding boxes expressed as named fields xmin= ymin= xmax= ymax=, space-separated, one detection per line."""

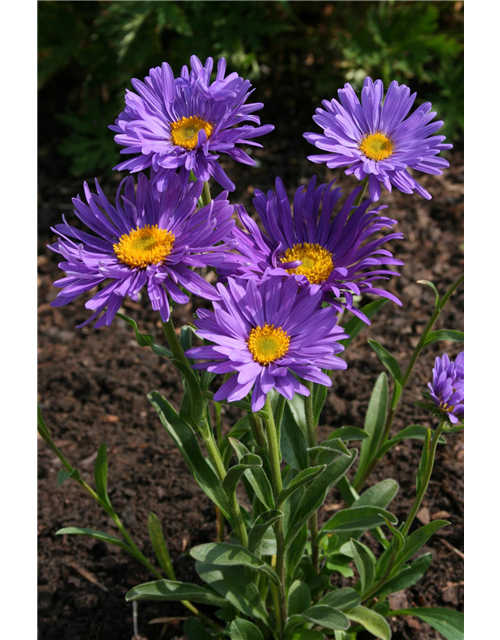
xmin=390 ymin=607 xmax=463 ymax=640
xmin=319 ymin=506 xmax=397 ymax=540
xmin=424 ymin=329 xmax=464 ymax=346
xmin=57 ymin=467 xmax=77 ymax=486
xmin=392 ymin=520 xmax=450 ymax=574
xmin=318 ymin=588 xmax=361 ymax=611
xmin=184 ymin=618 xmax=213 ymax=640
xmin=116 ymin=312 xmax=172 ymax=358
xmin=288 ymin=580 xmax=312 ymax=616
xmin=417 ymin=280 xmax=440 ymax=308
xmin=281 ymin=401 xmax=309 ymax=470
xmin=367 ymin=340 xmax=402 ymax=382
xmin=327 ymin=427 xmax=370 ymax=441
xmin=248 ymin=510 xmax=283 ymax=554
xmin=148 ymin=391 xmax=232 ymax=521
xmin=230 ymin=619 xmax=265 ymax=640
xmin=285 ymin=450 xmax=357 ymax=547
xmin=172 ymin=358 xmax=205 ymax=430
xmin=56 ymin=527 xmax=132 ymax=554
xmin=374 ymin=553 xmax=433 ymax=599
xmin=354 ymin=479 xmax=399 ymax=509
xmin=288 ymin=605 xmax=350 ymax=631
xmin=196 ymin=562 xmax=271 ymax=625
xmin=229 ymin=438 xmax=275 ymax=509
xmin=222 ymin=453 xmax=263 ymax=497
xmin=378 ymin=425 xmax=446 ymax=457
xmin=341 ymin=299 xmax=388 ymax=349
xmin=94 ymin=443 xmax=112 ymax=510
xmin=285 ymin=524 xmax=308 ymax=586
xmin=313 ymin=382 xmax=328 ymax=426
xmin=284 ymin=630 xmax=325 ymax=640
xmin=345 ymin=606 xmax=392 ymax=640
xmin=350 ymin=539 xmax=376 ymax=594
xmin=354 ymin=373 xmax=389 ymax=485
xmin=190 ymin=543 xmax=280 ymax=584
xmin=147 ymin=512 xmax=174 ymax=579
xmin=125 ymin=579 xmax=228 ymax=608
xmin=278 ymin=466 xmax=325 ymax=505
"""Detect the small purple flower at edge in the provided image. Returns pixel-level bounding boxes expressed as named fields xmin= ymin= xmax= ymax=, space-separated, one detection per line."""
xmin=110 ymin=56 xmax=274 ymax=193
xmin=304 ymin=77 xmax=452 ymax=202
xmin=185 ymin=274 xmax=348 ymax=412
xmin=428 ymin=352 xmax=464 ymax=424
xmin=50 ymin=174 xmax=236 ymax=327
xmin=220 ymin=176 xmax=403 ymax=323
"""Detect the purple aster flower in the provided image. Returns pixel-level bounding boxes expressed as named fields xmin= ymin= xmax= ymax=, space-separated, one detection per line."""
xmin=304 ymin=77 xmax=452 ymax=202
xmin=50 ymin=174 xmax=235 ymax=327
xmin=185 ymin=274 xmax=348 ymax=412
xmin=110 ymin=56 xmax=274 ymax=192
xmin=222 ymin=176 xmax=403 ymax=323
xmin=427 ymin=352 xmax=464 ymax=424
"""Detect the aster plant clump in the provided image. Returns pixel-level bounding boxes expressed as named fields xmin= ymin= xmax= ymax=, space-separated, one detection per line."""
xmin=39 ymin=57 xmax=464 ymax=640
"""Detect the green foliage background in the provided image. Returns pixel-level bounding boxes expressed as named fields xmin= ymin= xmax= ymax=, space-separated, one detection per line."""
xmin=38 ymin=0 xmax=463 ymax=176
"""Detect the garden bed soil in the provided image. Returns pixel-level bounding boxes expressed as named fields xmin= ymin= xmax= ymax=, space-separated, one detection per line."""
xmin=38 ymin=139 xmax=463 ymax=640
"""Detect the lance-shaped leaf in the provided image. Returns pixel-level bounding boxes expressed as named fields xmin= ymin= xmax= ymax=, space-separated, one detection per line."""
xmin=319 ymin=506 xmax=397 ymax=540
xmin=280 ymin=401 xmax=309 ymax=470
xmin=417 ymin=279 xmax=440 ymax=309
xmin=354 ymin=373 xmax=388 ymax=486
xmin=345 ymin=606 xmax=392 ymax=640
xmin=248 ymin=510 xmax=283 ymax=553
xmin=116 ymin=312 xmax=172 ymax=358
xmin=424 ymin=329 xmax=464 ymax=347
xmin=327 ymin=427 xmax=370 ymax=442
xmin=277 ymin=465 xmax=326 ymax=505
xmin=285 ymin=524 xmax=308 ymax=587
xmin=288 ymin=605 xmax=350 ymax=632
xmin=285 ymin=449 xmax=357 ymax=547
xmin=230 ymin=619 xmax=265 ymax=640
xmin=378 ymin=425 xmax=446 ymax=458
xmin=125 ymin=579 xmax=228 ymax=607
xmin=373 ymin=552 xmax=433 ymax=599
xmin=229 ymin=438 xmax=274 ymax=509
xmin=148 ymin=391 xmax=232 ymax=521
xmin=148 ymin=512 xmax=174 ymax=579
xmin=354 ymin=478 xmax=399 ymax=509
xmin=318 ymin=587 xmax=361 ymax=611
xmin=288 ymin=580 xmax=312 ymax=616
xmin=392 ymin=520 xmax=450 ymax=574
xmin=285 ymin=630 xmax=325 ymax=640
xmin=195 ymin=562 xmax=271 ymax=625
xmin=190 ymin=543 xmax=280 ymax=584
xmin=390 ymin=607 xmax=463 ymax=640
xmin=184 ymin=618 xmax=213 ymax=640
xmin=350 ymin=539 xmax=376 ymax=594
xmin=172 ymin=358 xmax=205 ymax=430
xmin=368 ymin=340 xmax=402 ymax=383
xmin=57 ymin=468 xmax=78 ymax=487
xmin=313 ymin=382 xmax=328 ymax=426
xmin=222 ymin=453 xmax=263 ymax=497
xmin=56 ymin=527 xmax=132 ymax=554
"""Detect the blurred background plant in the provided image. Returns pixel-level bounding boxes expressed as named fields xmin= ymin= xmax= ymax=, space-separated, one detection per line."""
xmin=38 ymin=0 xmax=463 ymax=177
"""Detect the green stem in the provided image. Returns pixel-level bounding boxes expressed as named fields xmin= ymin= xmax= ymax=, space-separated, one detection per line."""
xmin=201 ymin=428 xmax=249 ymax=547
xmin=304 ymin=380 xmax=320 ymax=573
xmin=214 ymin=403 xmax=226 ymax=542
xmin=200 ymin=181 xmax=212 ymax=207
xmin=161 ymin=317 xmax=191 ymax=368
xmin=353 ymin=176 xmax=369 ymax=207
xmin=249 ymin=412 xmax=269 ymax=453
xmin=353 ymin=272 xmax=464 ymax=492
xmin=262 ymin=395 xmax=287 ymax=637
xmin=401 ymin=420 xmax=446 ymax=537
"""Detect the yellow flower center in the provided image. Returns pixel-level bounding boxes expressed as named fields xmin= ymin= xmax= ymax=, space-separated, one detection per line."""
xmin=359 ymin=132 xmax=394 ymax=161
xmin=247 ymin=324 xmax=290 ymax=365
xmin=170 ymin=116 xmax=213 ymax=150
xmin=113 ymin=225 xmax=175 ymax=269
xmin=280 ymin=243 xmax=334 ymax=285
xmin=439 ymin=401 xmax=455 ymax=413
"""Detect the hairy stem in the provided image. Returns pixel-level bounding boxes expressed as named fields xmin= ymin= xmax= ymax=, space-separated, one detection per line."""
xmin=304 ymin=380 xmax=320 ymax=573
xmin=262 ymin=395 xmax=287 ymax=637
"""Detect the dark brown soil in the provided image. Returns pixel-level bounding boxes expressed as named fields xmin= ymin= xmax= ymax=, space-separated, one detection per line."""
xmin=38 ymin=131 xmax=463 ymax=639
